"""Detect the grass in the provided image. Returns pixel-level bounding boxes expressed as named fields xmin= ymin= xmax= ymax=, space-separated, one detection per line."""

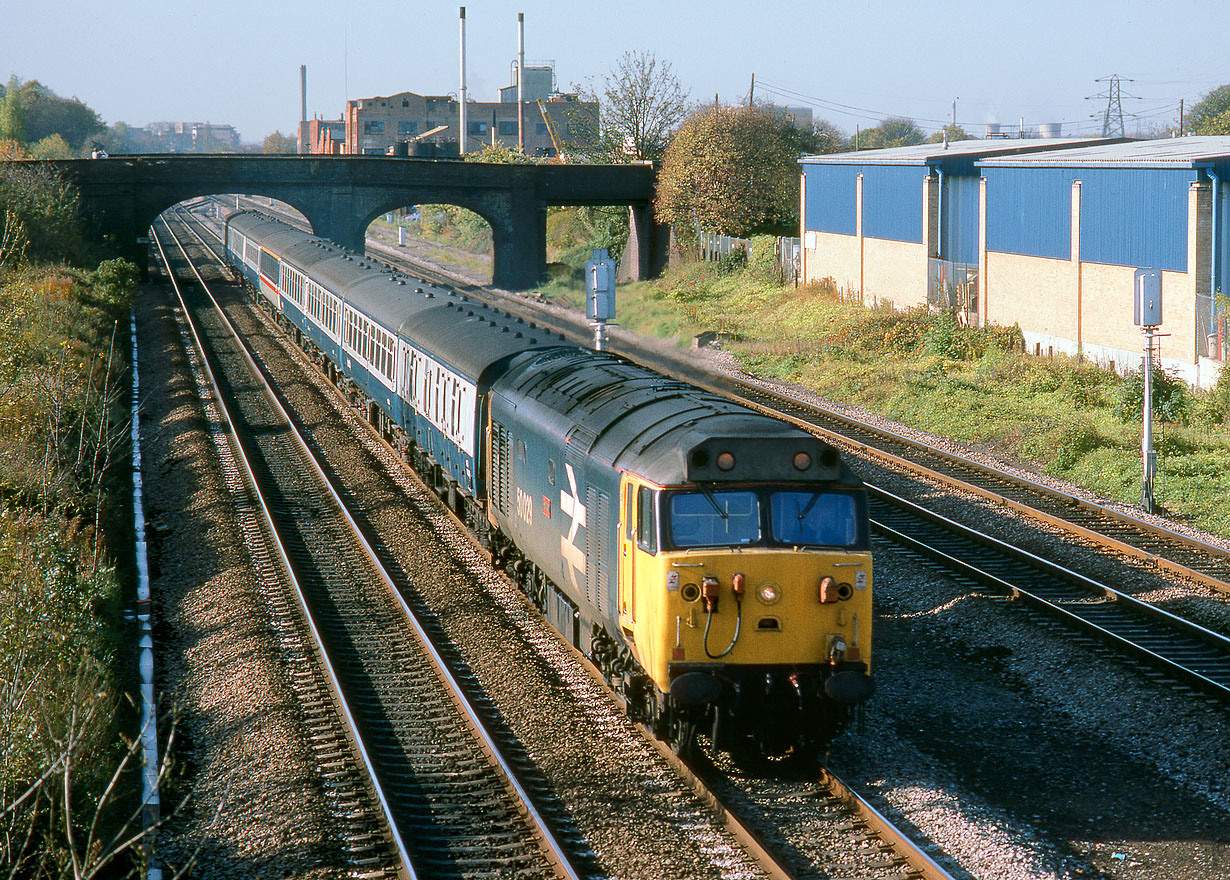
xmin=536 ymin=260 xmax=1230 ymax=539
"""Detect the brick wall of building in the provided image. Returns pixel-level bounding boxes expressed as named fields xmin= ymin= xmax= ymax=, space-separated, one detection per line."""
xmin=863 ymin=237 xmax=928 ymax=309
xmin=803 ymin=231 xmax=861 ymax=293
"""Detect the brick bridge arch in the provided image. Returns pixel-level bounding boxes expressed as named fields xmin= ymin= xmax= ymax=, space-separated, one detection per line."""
xmin=29 ymin=155 xmax=666 ymax=289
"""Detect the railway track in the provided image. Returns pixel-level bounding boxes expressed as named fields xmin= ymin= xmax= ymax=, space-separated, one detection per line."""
xmin=869 ymin=484 xmax=1230 ymax=701
xmin=154 ymin=215 xmax=582 ymax=880
xmin=176 ymin=203 xmax=969 ymax=880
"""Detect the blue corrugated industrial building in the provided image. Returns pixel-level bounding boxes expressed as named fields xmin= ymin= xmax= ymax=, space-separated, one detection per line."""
xmin=800 ymin=137 xmax=1230 ymax=387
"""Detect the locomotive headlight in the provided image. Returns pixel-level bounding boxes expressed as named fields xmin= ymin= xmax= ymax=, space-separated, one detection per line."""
xmin=716 ymin=451 xmax=736 ymax=471
xmin=756 ymin=582 xmax=780 ymax=605
xmin=792 ymin=451 xmax=812 ymax=471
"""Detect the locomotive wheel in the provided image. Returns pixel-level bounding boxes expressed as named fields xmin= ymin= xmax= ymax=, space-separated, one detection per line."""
xmin=670 ymin=715 xmax=698 ymax=758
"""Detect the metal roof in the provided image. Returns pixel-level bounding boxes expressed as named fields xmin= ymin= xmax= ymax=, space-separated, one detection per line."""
xmin=977 ymin=136 xmax=1230 ymax=168
xmin=800 ymin=137 xmax=1113 ymax=167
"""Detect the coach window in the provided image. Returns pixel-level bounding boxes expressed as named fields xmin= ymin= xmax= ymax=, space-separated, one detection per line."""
xmin=636 ymin=486 xmax=657 ymax=554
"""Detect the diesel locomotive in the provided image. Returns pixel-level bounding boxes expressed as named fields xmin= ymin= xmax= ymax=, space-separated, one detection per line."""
xmin=223 ymin=209 xmax=874 ymax=758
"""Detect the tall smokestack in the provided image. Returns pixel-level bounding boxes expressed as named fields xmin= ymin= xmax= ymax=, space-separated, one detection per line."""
xmin=458 ymin=7 xmax=468 ymax=156
xmin=299 ymin=65 xmax=307 ymax=154
xmin=517 ymin=13 xmax=525 ymax=155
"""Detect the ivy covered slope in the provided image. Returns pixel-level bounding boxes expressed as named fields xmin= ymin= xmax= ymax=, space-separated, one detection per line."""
xmin=1 ymin=148 xmax=147 ymax=874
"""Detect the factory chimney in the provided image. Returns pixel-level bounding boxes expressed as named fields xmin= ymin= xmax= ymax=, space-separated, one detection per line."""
xmin=517 ymin=13 xmax=525 ymax=155
xmin=458 ymin=7 xmax=468 ymax=155
xmin=299 ymin=65 xmax=307 ymax=154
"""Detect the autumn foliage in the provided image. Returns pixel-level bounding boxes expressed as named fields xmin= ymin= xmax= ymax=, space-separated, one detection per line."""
xmin=654 ymin=105 xmax=805 ymax=238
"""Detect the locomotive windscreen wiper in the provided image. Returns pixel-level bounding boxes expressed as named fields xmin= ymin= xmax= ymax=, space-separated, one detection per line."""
xmin=696 ymin=483 xmax=728 ymax=520
xmin=797 ymin=491 xmax=822 ymax=523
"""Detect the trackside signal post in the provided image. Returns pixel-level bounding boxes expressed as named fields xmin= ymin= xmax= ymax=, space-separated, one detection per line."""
xmin=587 ymin=248 xmax=616 ymax=351
xmin=1134 ymin=269 xmax=1165 ymax=513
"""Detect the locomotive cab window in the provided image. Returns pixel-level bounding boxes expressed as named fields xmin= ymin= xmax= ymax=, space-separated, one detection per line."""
xmin=636 ymin=486 xmax=658 ymax=553
xmin=664 ymin=487 xmax=866 ymax=550
xmin=770 ymin=490 xmax=861 ymax=547
xmin=669 ymin=490 xmax=759 ymax=547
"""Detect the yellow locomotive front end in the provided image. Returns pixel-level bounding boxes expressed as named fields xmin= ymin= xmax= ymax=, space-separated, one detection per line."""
xmin=616 ymin=440 xmax=874 ymax=758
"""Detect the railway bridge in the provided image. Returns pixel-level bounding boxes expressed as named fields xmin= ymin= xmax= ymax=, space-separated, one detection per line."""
xmin=28 ymin=155 xmax=666 ymax=289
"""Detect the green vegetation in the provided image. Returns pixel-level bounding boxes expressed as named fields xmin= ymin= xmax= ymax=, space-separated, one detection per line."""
xmin=0 ymin=161 xmax=142 ymax=873
xmin=1 ymin=76 xmax=106 ymax=155
xmin=540 ymin=261 xmax=1230 ymax=537
xmin=656 ymin=105 xmax=835 ymax=237
xmin=1186 ymin=84 xmax=1230 ymax=135
xmin=856 ymin=116 xmax=927 ymax=149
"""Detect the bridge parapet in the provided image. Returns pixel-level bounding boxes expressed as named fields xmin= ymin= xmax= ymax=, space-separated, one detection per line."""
xmin=12 ymin=155 xmax=664 ymax=289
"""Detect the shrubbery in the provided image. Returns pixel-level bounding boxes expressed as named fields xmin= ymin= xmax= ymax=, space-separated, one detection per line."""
xmin=0 ymin=166 xmax=139 ymax=872
xmin=1114 ymin=366 xmax=1195 ymax=425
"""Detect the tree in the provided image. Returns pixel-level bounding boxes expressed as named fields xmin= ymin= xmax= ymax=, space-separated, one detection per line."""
xmin=804 ymin=118 xmax=849 ymax=154
xmin=573 ymin=50 xmax=690 ymax=162
xmin=464 ymin=142 xmax=533 ymax=164
xmin=0 ymin=76 xmax=25 ymax=144
xmin=1186 ymin=85 xmax=1230 ymax=135
xmin=857 ymin=116 xmax=926 ymax=149
xmin=767 ymin=111 xmax=847 ymax=155
xmin=28 ymin=133 xmax=74 ymax=159
xmin=655 ymin=104 xmax=809 ymax=237
xmin=260 ymin=130 xmax=298 ymax=154
xmin=926 ymin=123 xmax=974 ymax=144
xmin=18 ymin=81 xmax=104 ymax=150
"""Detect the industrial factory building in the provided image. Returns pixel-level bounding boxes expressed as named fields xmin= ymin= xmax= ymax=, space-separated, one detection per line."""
xmin=800 ymin=137 xmax=1230 ymax=387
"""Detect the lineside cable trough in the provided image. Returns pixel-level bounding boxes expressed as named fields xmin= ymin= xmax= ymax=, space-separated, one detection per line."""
xmin=130 ymin=306 xmax=163 ymax=879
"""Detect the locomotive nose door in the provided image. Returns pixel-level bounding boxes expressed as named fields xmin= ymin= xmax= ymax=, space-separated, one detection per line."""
xmin=618 ymin=480 xmax=636 ymax=635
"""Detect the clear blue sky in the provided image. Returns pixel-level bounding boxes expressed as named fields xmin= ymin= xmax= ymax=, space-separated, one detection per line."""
xmin=6 ymin=0 xmax=1229 ymax=143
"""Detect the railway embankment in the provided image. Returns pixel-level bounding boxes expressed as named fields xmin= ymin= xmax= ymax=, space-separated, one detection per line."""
xmin=0 ymin=258 xmax=145 ymax=873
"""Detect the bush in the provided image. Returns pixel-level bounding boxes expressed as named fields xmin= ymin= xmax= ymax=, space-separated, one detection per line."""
xmin=1114 ymin=367 xmax=1194 ymax=425
xmin=657 ymin=261 xmax=718 ymax=302
xmin=1019 ymin=417 xmax=1114 ymax=472
xmin=746 ymin=235 xmax=780 ymax=283
xmin=89 ymin=258 xmax=137 ymax=306
xmin=714 ymin=245 xmax=747 ymax=275
xmin=0 ymin=162 xmax=88 ymax=265
xmin=1196 ymin=363 xmax=1230 ymax=425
